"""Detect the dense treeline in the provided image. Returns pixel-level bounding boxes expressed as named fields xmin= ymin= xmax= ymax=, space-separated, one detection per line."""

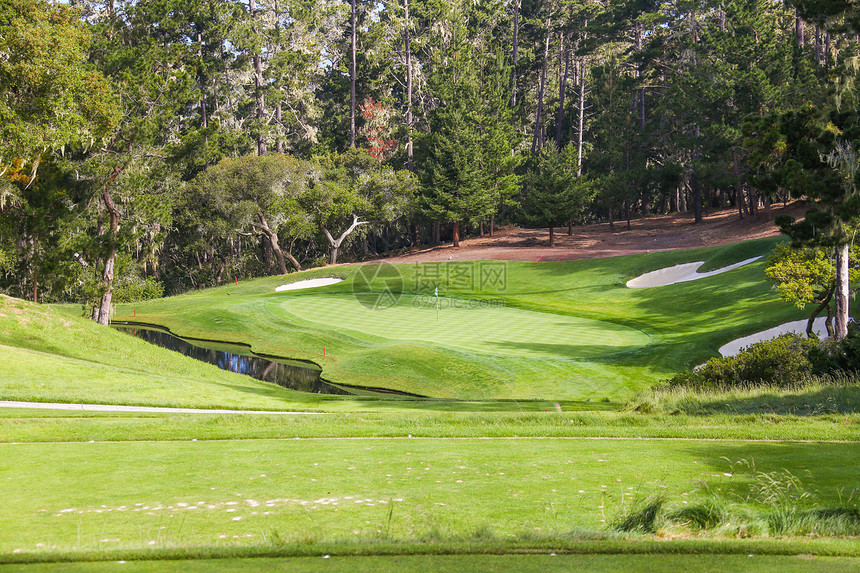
xmin=0 ymin=0 xmax=854 ymax=317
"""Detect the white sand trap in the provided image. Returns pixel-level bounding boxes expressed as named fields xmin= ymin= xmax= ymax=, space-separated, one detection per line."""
xmin=275 ymin=278 xmax=343 ymax=292
xmin=719 ymin=317 xmax=828 ymax=357
xmin=626 ymin=256 xmax=762 ymax=288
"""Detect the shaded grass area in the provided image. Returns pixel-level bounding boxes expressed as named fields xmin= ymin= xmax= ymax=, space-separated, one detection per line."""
xmin=0 ymin=438 xmax=857 ymax=561
xmin=0 ymin=409 xmax=858 ymax=443
xmin=3 ymin=551 xmax=860 ymax=572
xmin=105 ymin=237 xmax=794 ymax=399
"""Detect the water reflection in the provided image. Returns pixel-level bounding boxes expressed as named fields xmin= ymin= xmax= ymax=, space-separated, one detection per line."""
xmin=114 ymin=326 xmax=349 ymax=395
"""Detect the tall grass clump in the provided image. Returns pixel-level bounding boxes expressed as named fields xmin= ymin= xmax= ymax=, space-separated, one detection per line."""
xmin=613 ymin=495 xmax=666 ymax=534
xmin=613 ymin=463 xmax=860 ymax=538
xmin=630 ymin=372 xmax=860 ymax=415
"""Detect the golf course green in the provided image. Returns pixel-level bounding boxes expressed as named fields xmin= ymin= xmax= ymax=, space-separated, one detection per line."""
xmin=107 ymin=236 xmax=806 ymax=399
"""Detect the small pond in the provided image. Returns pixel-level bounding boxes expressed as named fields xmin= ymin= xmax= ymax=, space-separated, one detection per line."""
xmin=113 ymin=325 xmax=349 ymax=395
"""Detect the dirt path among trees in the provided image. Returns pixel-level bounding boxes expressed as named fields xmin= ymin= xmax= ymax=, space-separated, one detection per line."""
xmin=383 ymin=203 xmax=804 ymax=264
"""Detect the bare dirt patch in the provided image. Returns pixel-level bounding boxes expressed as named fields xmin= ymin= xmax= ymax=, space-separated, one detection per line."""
xmin=381 ymin=203 xmax=803 ymax=264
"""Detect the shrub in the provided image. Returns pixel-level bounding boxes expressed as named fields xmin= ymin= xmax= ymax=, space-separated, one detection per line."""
xmin=668 ymin=334 xmax=817 ymax=389
xmin=113 ymin=277 xmax=165 ymax=303
xmin=809 ymin=324 xmax=860 ymax=375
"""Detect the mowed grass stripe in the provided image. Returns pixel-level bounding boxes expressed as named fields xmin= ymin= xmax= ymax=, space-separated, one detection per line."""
xmin=277 ymin=293 xmax=650 ymax=359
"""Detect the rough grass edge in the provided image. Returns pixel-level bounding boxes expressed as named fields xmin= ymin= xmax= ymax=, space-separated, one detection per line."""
xmin=627 ymin=372 xmax=860 ymax=415
xmin=3 ymin=537 xmax=859 ymax=566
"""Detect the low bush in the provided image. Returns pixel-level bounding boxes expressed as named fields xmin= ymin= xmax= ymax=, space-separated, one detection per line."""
xmin=667 ymin=334 xmax=818 ymax=389
xmin=113 ymin=276 xmax=165 ymax=303
xmin=809 ymin=325 xmax=860 ymax=374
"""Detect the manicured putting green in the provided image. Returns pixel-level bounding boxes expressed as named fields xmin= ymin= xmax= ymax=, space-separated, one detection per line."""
xmin=276 ymin=292 xmax=650 ymax=359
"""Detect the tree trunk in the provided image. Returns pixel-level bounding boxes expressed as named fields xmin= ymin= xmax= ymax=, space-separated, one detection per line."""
xmin=555 ymin=32 xmax=570 ymax=149
xmin=690 ymin=171 xmax=703 ymax=223
xmin=815 ymin=26 xmax=822 ymax=66
xmin=835 ymin=243 xmax=850 ymax=340
xmin=489 ymin=214 xmax=495 ymax=237
xmin=452 ymin=221 xmax=460 ymax=248
xmin=807 ymin=287 xmax=834 ymax=338
xmin=262 ymin=234 xmax=273 ymax=264
xmin=404 ymin=0 xmax=413 ymax=171
xmin=747 ymin=187 xmax=758 ymax=219
xmin=568 ymin=219 xmax=573 ymax=235
xmin=576 ymin=57 xmax=587 ymax=177
xmin=321 ymin=213 xmax=368 ymax=264
xmin=532 ymin=18 xmax=551 ymax=154
xmin=732 ymin=147 xmax=748 ymax=219
xmin=796 ymin=12 xmax=805 ymax=47
xmin=549 ymin=224 xmax=555 ymax=247
xmin=97 ymin=168 xmax=122 ymax=325
xmin=624 ymin=200 xmax=631 ymax=229
xmin=276 ymin=101 xmax=284 ymax=154
xmin=510 ymin=0 xmax=520 ymax=107
xmin=349 ymin=0 xmax=357 ymax=147
xmin=249 ymin=0 xmax=266 ymax=155
xmin=635 ymin=23 xmax=645 ymax=131
xmin=284 ymin=249 xmax=302 ymax=272
xmin=198 ymin=33 xmax=208 ymax=129
xmin=257 ymin=211 xmax=288 ymax=274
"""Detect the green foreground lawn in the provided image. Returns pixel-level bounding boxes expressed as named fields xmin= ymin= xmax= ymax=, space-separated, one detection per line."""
xmin=2 ymin=434 xmax=857 ymax=561
xmin=106 ymin=237 xmax=809 ymax=399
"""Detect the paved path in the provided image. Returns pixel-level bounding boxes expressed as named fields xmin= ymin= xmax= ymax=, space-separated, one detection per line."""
xmin=0 ymin=401 xmax=323 ymax=415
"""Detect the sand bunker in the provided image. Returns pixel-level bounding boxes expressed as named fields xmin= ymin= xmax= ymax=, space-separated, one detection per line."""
xmin=626 ymin=256 xmax=762 ymax=288
xmin=275 ymin=278 xmax=343 ymax=292
xmin=719 ymin=317 xmax=828 ymax=357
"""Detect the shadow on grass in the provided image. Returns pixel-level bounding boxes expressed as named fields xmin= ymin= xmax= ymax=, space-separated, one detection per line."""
xmin=680 ymin=442 xmax=860 ymax=505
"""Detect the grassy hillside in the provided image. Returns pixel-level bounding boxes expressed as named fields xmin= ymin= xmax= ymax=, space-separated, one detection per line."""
xmin=0 ymin=295 xmax=577 ymax=412
xmin=109 ymin=237 xmax=804 ymax=399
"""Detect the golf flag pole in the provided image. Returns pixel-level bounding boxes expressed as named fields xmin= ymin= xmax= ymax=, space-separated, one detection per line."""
xmin=434 ymin=285 xmax=439 ymax=321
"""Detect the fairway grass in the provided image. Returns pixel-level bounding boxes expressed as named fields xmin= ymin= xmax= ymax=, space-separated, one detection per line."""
xmin=2 ymin=437 xmax=857 ymax=561
xmin=107 ymin=237 xmax=807 ymax=400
